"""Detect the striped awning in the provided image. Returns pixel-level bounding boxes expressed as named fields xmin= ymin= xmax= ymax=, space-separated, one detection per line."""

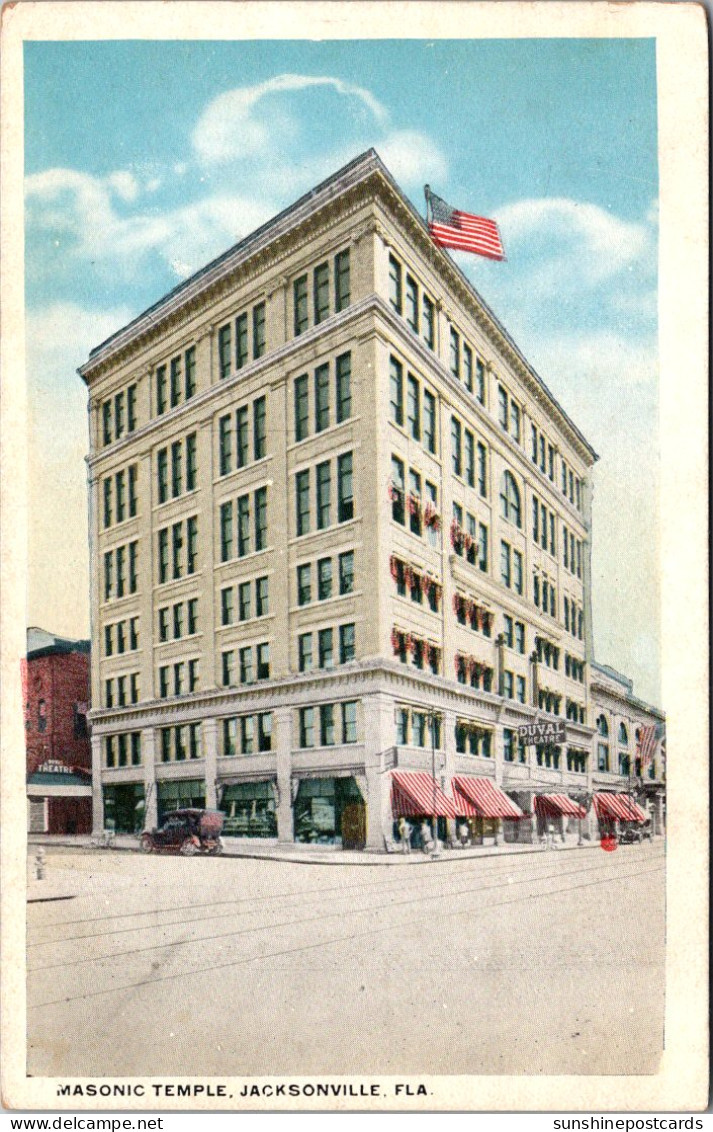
xmin=453 ymin=776 xmax=523 ymax=819
xmin=391 ymin=771 xmax=457 ymax=818
xmin=535 ymin=793 xmax=586 ymax=819
xmin=594 ymin=792 xmax=647 ymax=823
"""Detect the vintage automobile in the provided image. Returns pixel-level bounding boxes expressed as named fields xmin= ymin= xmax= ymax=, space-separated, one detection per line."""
xmin=140 ymin=809 xmax=224 ymax=856
xmin=618 ymin=819 xmax=653 ymax=845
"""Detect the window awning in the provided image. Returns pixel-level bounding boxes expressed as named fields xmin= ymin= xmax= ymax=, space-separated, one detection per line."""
xmin=593 ymin=792 xmax=647 ymax=823
xmin=391 ymin=771 xmax=457 ymax=818
xmin=535 ymin=793 xmax=586 ymax=818
xmin=453 ymin=776 xmax=523 ymax=819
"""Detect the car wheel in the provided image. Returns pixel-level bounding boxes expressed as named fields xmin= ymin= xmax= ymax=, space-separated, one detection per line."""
xmin=180 ymin=838 xmax=199 ymax=856
xmin=140 ymin=834 xmax=154 ymax=854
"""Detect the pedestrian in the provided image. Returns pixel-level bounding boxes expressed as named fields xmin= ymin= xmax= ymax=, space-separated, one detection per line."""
xmin=547 ymin=821 xmax=559 ymax=850
xmin=420 ymin=819 xmax=433 ymax=854
xmin=458 ymin=820 xmax=470 ymax=848
xmin=397 ymin=816 xmax=412 ymax=854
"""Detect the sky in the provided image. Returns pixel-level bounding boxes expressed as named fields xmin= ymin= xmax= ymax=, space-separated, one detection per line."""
xmin=23 ymin=37 xmax=661 ymax=704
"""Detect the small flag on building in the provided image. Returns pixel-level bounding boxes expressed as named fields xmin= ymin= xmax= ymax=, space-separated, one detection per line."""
xmin=637 ymin=722 xmax=664 ymax=770
xmin=425 ymin=186 xmax=505 ymax=261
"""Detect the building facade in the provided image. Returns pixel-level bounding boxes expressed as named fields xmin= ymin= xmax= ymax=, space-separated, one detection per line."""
xmin=80 ymin=150 xmax=661 ymax=848
xmin=24 ymin=628 xmax=92 ymax=834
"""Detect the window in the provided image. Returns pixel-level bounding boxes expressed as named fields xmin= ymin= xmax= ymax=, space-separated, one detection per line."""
xmin=318 ymin=628 xmax=334 ymax=669
xmin=171 ymin=441 xmax=183 ymax=498
xmin=500 ymin=470 xmax=522 ymax=528
xmin=103 ymin=478 xmax=112 ymax=527
xmin=339 ymin=623 xmax=355 ymax=663
xmin=157 ymin=450 xmax=168 ymax=504
xmin=239 ymin=647 xmax=253 ymax=685
xmin=102 ymin=401 xmax=112 ymax=445
xmin=252 ymin=302 xmax=266 ymax=359
xmin=239 ymin=581 xmax=251 ymax=621
xmin=219 ymin=416 xmax=232 ymax=476
xmin=221 ymin=587 xmax=234 ymax=626
xmin=423 ymin=389 xmax=436 ymax=454
xmin=516 ymin=675 xmax=526 ymax=704
xmin=294 ymin=275 xmax=308 ymax=336
xmin=320 ymin=704 xmax=335 ymax=746
xmin=294 ymin=374 xmax=309 ymax=442
xmin=298 ymin=633 xmax=313 ymax=673
xmin=503 ymin=671 xmax=514 ymax=700
xmin=297 ymin=563 xmax=311 ymax=606
xmin=156 ymin=366 xmax=168 ymax=415
xmin=220 ymin=502 xmax=233 ymax=562
xmin=513 ymin=550 xmax=523 ymax=594
xmin=338 ymin=452 xmax=354 ymax=522
xmin=318 ymin=557 xmax=333 ymax=600
xmin=407 ymin=375 xmax=420 ymax=441
xmin=408 ymin=469 xmax=422 ymax=536
xmin=115 ymin=470 xmax=126 ymax=522
xmin=449 ymin=328 xmax=460 ymax=380
xmin=390 ymin=456 xmax=405 ymax=524
xmin=498 ymin=385 xmax=508 ymax=430
xmin=451 ymin=416 xmax=462 ymax=477
xmin=237 ymin=494 xmax=250 ymax=556
xmin=422 ymin=294 xmax=435 ymax=349
xmin=618 ymin=723 xmax=629 ymax=745
xmin=256 ymin=576 xmax=269 ymax=617
xmin=478 ymin=523 xmax=489 ymax=573
xmin=463 ymin=344 xmax=473 ymax=392
xmin=339 ymin=551 xmax=354 ymax=594
xmin=389 ymin=255 xmax=402 ymax=313
xmin=128 ymin=465 xmax=138 ymax=516
xmin=475 ymin=357 xmax=486 ymax=404
xmin=390 ymin=357 xmax=404 ymax=426
xmin=315 ymin=364 xmax=330 ymax=433
xmin=336 ymin=353 xmax=351 ymax=423
xmin=503 ymin=615 xmax=514 ymax=648
xmin=296 ymin=470 xmax=310 ymax=536
xmin=218 ymin=324 xmax=232 ymax=379
xmin=115 ymin=391 xmax=125 ymax=438
xmin=404 ymin=274 xmax=419 ymax=332
xmin=236 ymin=406 xmax=249 ymax=468
xmin=299 ymin=707 xmax=315 ymax=748
xmin=515 ymin=621 xmax=525 ymax=654
xmin=235 ymin=312 xmax=249 ymax=369
xmin=253 ymin=397 xmax=266 ymax=460
xmin=464 ymin=430 xmax=475 ymax=488
xmin=254 ymin=486 xmax=267 ymax=551
xmin=116 ymin=545 xmax=126 ymax=597
xmin=170 ymin=523 xmax=183 ymax=580
xmin=316 ymin=462 xmax=331 ymax=529
xmin=509 ymin=401 xmax=521 ymax=443
xmin=500 ymin=541 xmax=511 ymax=588
xmin=256 ymin=643 xmax=270 ymax=680
xmin=314 ymin=263 xmax=330 ymax=325
xmin=342 ymin=701 xmax=357 ymax=744
xmin=335 ymin=250 xmax=350 ymax=312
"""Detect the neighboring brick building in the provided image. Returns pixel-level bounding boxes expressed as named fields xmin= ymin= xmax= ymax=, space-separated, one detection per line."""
xmin=24 ymin=628 xmax=92 ymax=833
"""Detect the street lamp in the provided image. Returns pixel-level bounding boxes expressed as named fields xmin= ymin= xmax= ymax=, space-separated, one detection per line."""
xmin=426 ymin=708 xmax=442 ymax=860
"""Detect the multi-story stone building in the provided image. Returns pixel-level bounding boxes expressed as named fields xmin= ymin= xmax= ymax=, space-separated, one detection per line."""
xmin=80 ymin=149 xmax=660 ymax=848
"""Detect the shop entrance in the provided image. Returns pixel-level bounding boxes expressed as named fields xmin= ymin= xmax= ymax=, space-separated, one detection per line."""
xmin=294 ymin=776 xmax=365 ymax=847
xmin=103 ymin=783 xmax=145 ymax=833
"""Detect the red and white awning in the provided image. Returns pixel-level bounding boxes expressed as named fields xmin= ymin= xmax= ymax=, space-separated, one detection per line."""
xmin=535 ymin=793 xmax=586 ymax=819
xmin=391 ymin=771 xmax=457 ymax=818
xmin=453 ymin=776 xmax=523 ymax=819
xmin=593 ymin=792 xmax=647 ymax=823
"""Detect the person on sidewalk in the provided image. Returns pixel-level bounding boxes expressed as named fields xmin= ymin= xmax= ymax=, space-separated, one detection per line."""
xmin=458 ymin=820 xmax=470 ymax=848
xmin=420 ymin=819 xmax=434 ymax=854
xmin=397 ymin=816 xmax=412 ymax=854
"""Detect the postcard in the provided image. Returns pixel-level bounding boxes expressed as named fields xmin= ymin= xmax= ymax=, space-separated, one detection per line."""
xmin=1 ymin=0 xmax=708 ymax=1115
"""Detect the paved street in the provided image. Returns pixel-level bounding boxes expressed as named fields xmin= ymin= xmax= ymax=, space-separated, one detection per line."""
xmin=27 ymin=842 xmax=665 ymax=1078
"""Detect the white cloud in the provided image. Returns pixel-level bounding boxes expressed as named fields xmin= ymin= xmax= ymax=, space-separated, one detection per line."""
xmin=495 ymin=197 xmax=655 ymax=291
xmin=192 ymin=74 xmax=388 ymax=163
xmin=377 ymin=130 xmax=448 ymax=187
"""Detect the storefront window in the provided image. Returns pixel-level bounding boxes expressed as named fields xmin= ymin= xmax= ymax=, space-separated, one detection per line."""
xmin=103 ymin=782 xmax=145 ymax=833
xmin=220 ymin=781 xmax=276 ymax=838
xmin=294 ymin=776 xmax=364 ymax=846
xmin=157 ymin=779 xmax=205 ymax=822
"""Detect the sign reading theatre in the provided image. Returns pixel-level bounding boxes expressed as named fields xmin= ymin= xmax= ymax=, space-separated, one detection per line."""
xmin=518 ymin=719 xmax=566 ymax=746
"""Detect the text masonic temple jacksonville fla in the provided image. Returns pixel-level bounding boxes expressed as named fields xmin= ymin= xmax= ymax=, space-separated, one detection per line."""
xmin=80 ymin=150 xmax=665 ymax=850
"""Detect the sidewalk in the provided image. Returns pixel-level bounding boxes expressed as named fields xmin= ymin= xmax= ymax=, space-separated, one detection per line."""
xmin=26 ymin=833 xmax=604 ymax=902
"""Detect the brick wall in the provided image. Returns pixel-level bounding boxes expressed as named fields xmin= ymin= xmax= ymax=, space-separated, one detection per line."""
xmin=25 ymin=650 xmax=91 ymax=774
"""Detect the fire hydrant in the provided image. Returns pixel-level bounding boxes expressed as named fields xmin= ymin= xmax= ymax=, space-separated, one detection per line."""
xmin=34 ymin=847 xmax=46 ymax=880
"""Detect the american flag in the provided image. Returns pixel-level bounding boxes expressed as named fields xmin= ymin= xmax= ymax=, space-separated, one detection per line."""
xmin=637 ymin=722 xmax=664 ymax=770
xmin=426 ymin=187 xmax=505 ymax=261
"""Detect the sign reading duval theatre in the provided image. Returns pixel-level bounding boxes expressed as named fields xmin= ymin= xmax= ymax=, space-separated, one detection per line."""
xmin=518 ymin=718 xmax=567 ymax=746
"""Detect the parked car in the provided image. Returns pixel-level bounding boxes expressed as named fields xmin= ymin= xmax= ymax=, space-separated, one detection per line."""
xmin=618 ymin=819 xmax=652 ymax=845
xmin=140 ymin=809 xmax=224 ymax=856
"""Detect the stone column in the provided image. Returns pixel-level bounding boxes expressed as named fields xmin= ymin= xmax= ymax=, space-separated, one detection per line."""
xmin=202 ymin=717 xmax=218 ymax=811
xmin=442 ymin=707 xmax=457 ymax=844
xmin=492 ymin=719 xmax=505 ymax=845
xmin=142 ymin=726 xmax=158 ymax=830
xmin=363 ymin=692 xmax=395 ymax=851
xmin=196 ymin=420 xmax=216 ymax=689
xmin=274 ymin=707 xmax=293 ymax=844
xmin=138 ymin=451 xmax=155 ymax=699
xmin=91 ymin=733 xmax=104 ymax=833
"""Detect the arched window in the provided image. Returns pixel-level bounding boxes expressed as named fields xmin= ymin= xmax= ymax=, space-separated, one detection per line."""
xmin=597 ymin=714 xmax=609 ymax=737
xmin=500 ymin=471 xmax=522 ymax=528
xmin=596 ymin=715 xmax=609 ymax=771
xmin=618 ymin=722 xmax=628 ymax=745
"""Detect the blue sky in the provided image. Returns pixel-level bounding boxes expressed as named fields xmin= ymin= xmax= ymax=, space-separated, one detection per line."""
xmin=24 ymin=37 xmax=661 ymax=702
